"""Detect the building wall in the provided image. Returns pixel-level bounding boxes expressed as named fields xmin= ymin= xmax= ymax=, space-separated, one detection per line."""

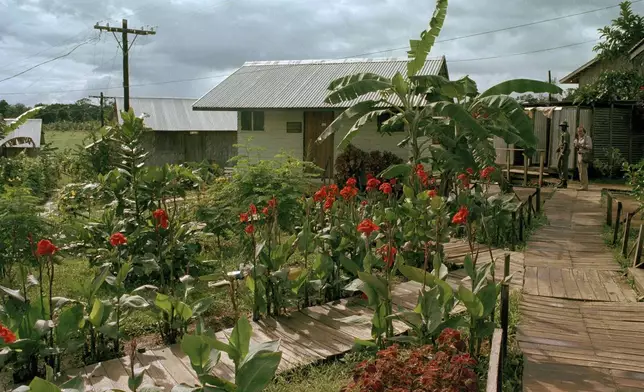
xmin=578 ymin=57 xmax=636 ymax=87
xmin=142 ymin=131 xmax=237 ymax=168
xmin=238 ymin=110 xmax=410 ymax=169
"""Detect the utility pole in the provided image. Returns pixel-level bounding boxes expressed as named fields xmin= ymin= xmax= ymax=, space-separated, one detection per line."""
xmin=93 ymin=19 xmax=155 ymax=112
xmin=90 ymin=93 xmax=106 ymax=127
xmin=548 ymin=70 xmax=552 ymax=103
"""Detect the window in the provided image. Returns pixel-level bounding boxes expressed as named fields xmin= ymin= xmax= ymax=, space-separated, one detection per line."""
xmin=377 ymin=113 xmax=404 ymax=133
xmin=240 ymin=111 xmax=264 ymax=131
xmin=286 ymin=121 xmax=302 ymax=133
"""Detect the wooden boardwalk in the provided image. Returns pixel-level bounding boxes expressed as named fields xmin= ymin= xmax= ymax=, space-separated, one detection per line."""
xmin=519 ymin=189 xmax=644 ymax=391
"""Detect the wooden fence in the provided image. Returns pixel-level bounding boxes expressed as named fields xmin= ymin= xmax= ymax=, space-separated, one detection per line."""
xmin=496 ymin=148 xmax=546 ymax=187
xmin=602 ymin=189 xmax=644 ymax=264
xmin=509 ymin=187 xmax=542 ymax=251
xmin=486 ymin=254 xmax=512 ymax=392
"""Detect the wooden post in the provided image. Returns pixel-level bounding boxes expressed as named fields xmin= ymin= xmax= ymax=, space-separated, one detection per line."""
xmin=536 ymin=187 xmax=541 ymax=213
xmin=606 ymin=192 xmax=613 ymax=227
xmin=523 ymin=153 xmax=528 ymax=186
xmin=634 ymin=224 xmax=644 ymax=268
xmin=511 ymin=211 xmax=517 ymax=251
xmin=538 ymin=151 xmax=544 ymax=187
xmin=518 ymin=204 xmax=525 ymax=242
xmin=501 ymin=254 xmax=510 ymax=376
xmin=527 ymin=194 xmax=533 ymax=225
xmin=487 ymin=329 xmax=503 ymax=392
xmin=622 ymin=212 xmax=633 ymax=258
xmin=613 ymin=201 xmax=623 ymax=245
xmin=506 ymin=149 xmax=512 ymax=181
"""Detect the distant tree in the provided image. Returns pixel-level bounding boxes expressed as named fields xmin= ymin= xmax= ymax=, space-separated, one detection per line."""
xmin=594 ymin=1 xmax=644 ymax=60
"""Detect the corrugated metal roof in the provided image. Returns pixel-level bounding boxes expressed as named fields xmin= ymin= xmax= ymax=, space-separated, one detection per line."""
xmin=193 ymin=57 xmax=448 ymax=110
xmin=559 ymin=57 xmax=599 ymax=84
xmin=115 ymin=97 xmax=237 ymax=131
xmin=0 ymin=119 xmax=42 ymax=148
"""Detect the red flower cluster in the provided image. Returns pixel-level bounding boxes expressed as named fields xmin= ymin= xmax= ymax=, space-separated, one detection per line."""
xmin=240 ymin=203 xmax=258 ymax=235
xmin=153 ymin=209 xmax=169 ymax=229
xmin=36 ymin=239 xmax=58 ymax=257
xmin=313 ymin=186 xmax=327 ymax=203
xmin=415 ymin=164 xmax=430 ymax=187
xmin=314 ymin=185 xmax=340 ymax=210
xmin=457 ymin=172 xmax=471 ymax=188
xmin=361 ymin=200 xmax=368 ymax=207
xmin=379 ymin=182 xmax=393 ymax=195
xmin=366 ymin=174 xmax=381 ymax=192
xmin=239 ymin=212 xmax=249 ymax=222
xmin=357 ymin=219 xmax=380 ymax=237
xmin=376 ymin=244 xmax=397 ymax=267
xmin=480 ymin=166 xmax=496 ymax=181
xmin=427 ymin=189 xmax=438 ymax=198
xmin=341 ymin=179 xmax=359 ymax=201
xmin=452 ymin=206 xmax=469 ymax=225
xmin=110 ymin=232 xmax=127 ymax=247
xmin=262 ymin=197 xmax=278 ymax=215
xmin=0 ymin=322 xmax=16 ymax=344
xmin=346 ymin=177 xmax=357 ymax=187
xmin=342 ymin=328 xmax=477 ymax=392
xmin=245 ymin=225 xmax=255 ymax=235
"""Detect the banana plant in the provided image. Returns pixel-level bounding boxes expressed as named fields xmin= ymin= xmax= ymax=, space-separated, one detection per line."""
xmin=9 ymin=373 xmax=84 ymax=392
xmin=315 ymin=0 xmax=562 ymax=192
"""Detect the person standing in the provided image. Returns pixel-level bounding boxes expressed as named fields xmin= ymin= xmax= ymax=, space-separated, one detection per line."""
xmin=556 ymin=121 xmax=571 ymax=188
xmin=574 ymin=126 xmax=593 ymax=191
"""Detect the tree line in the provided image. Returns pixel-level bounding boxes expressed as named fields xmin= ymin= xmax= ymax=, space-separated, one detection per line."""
xmin=0 ymin=98 xmax=115 ymax=125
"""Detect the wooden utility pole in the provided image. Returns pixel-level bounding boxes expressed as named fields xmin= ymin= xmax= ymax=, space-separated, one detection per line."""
xmin=548 ymin=70 xmax=552 ymax=103
xmin=93 ymin=19 xmax=155 ymax=112
xmin=90 ymin=93 xmax=105 ymax=127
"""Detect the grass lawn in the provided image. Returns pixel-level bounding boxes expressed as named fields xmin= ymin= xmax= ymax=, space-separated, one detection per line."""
xmin=45 ymin=130 xmax=89 ymax=151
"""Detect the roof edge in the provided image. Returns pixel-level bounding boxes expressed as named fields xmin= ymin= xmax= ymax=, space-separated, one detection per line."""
xmin=559 ymin=57 xmax=599 ymax=84
xmin=241 ymin=56 xmax=445 ymax=67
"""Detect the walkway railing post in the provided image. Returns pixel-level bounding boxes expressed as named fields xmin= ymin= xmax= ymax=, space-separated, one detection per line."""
xmin=518 ymin=204 xmax=525 ymax=242
xmin=527 ymin=195 xmax=533 ymax=225
xmin=510 ymin=211 xmax=517 ymax=251
xmin=634 ymin=224 xmax=644 ymax=268
xmin=523 ymin=153 xmax=528 ymax=187
xmin=622 ymin=212 xmax=633 ymax=258
xmin=501 ymin=254 xmax=510 ymax=374
xmin=536 ymin=188 xmax=541 ymax=213
xmin=606 ymin=192 xmax=613 ymax=227
xmin=538 ymin=151 xmax=544 ymax=187
xmin=613 ymin=201 xmax=623 ymax=245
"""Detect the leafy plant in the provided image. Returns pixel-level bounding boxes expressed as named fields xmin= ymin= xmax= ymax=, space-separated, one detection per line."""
xmin=594 ymin=0 xmax=644 ymax=60
xmin=593 ymin=147 xmax=626 ymax=179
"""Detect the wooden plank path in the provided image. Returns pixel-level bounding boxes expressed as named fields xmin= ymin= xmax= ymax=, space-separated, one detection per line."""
xmin=519 ymin=189 xmax=644 ymax=391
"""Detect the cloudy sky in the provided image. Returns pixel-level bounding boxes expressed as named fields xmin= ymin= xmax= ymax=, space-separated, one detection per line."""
xmin=0 ymin=0 xmax=640 ymax=105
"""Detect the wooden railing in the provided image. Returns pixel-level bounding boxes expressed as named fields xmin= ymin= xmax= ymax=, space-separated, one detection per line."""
xmin=509 ymin=187 xmax=541 ymax=251
xmin=496 ymin=147 xmax=547 ymax=187
xmin=602 ymin=189 xmax=643 ymax=262
xmin=486 ymin=254 xmax=511 ymax=392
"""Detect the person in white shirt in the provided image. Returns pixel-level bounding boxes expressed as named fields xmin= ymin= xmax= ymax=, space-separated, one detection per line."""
xmin=573 ymin=126 xmax=593 ymax=191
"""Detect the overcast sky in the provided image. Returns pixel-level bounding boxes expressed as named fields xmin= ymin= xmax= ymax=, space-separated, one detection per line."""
xmin=0 ymin=0 xmax=640 ymax=105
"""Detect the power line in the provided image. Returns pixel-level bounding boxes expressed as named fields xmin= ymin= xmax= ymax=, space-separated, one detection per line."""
xmin=0 ymin=37 xmax=599 ymax=96
xmin=0 ymin=38 xmax=99 ymax=84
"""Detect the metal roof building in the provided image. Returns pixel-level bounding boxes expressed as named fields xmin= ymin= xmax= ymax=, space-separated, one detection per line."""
xmin=0 ymin=119 xmax=42 ymax=148
xmin=115 ymin=97 xmax=237 ymax=131
xmin=193 ymin=57 xmax=449 ymax=110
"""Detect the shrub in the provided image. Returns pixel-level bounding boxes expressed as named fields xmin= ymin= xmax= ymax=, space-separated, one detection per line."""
xmin=365 ymin=150 xmax=404 ymax=180
xmin=0 ymin=148 xmax=59 ymax=199
xmin=334 ymin=145 xmax=403 ymax=188
xmin=593 ymin=147 xmax=626 ymax=179
xmin=342 ymin=329 xmax=478 ymax=392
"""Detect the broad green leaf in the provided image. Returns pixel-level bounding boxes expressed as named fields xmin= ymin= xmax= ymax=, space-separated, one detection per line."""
xmin=429 ymin=101 xmax=488 ymax=138
xmin=121 ymin=295 xmax=149 ymax=309
xmin=241 ymin=340 xmax=281 ymax=368
xmin=398 ymin=265 xmax=432 ymax=285
xmin=57 ymin=304 xmax=85 ymax=338
xmin=411 ymin=74 xmax=461 ymax=97
xmin=0 ymin=285 xmax=25 ymax=302
xmin=478 ymin=79 xmax=562 ymax=99
xmin=128 ymin=368 xmax=145 ymax=392
xmin=407 ymin=0 xmax=448 ymax=77
xmin=476 ymin=321 xmax=497 ymax=339
xmin=463 ymin=255 xmax=475 ymax=280
xmin=391 ymin=72 xmax=408 ymax=96
xmin=338 ymin=109 xmax=386 ymax=150
xmin=473 ymin=95 xmax=537 ymax=149
xmin=457 ymin=285 xmax=484 ymax=319
xmin=316 ymin=100 xmax=382 ymax=143
xmin=421 ymin=286 xmax=444 ymax=334
xmin=90 ymin=265 xmax=110 ymax=298
xmin=154 ymin=293 xmax=173 ymax=314
xmin=235 ymin=351 xmax=282 ymax=392
xmin=389 ymin=311 xmax=422 ymax=328
xmin=115 ymin=262 xmax=133 ymax=287
xmin=338 ymin=254 xmax=360 ymax=276
xmin=478 ymin=282 xmax=499 ymax=318
xmin=29 ymin=377 xmax=60 ymax=392
xmin=181 ymin=334 xmax=211 ymax=369
xmin=354 ymin=338 xmax=377 ymax=348
xmin=402 ymin=185 xmax=415 ymax=199
xmin=171 ymin=384 xmax=198 ymax=392
xmin=175 ymin=301 xmax=193 ymax=321
xmin=357 ymin=272 xmax=389 ymax=298
xmin=192 ymin=297 xmax=215 ymax=316
xmin=138 ymin=387 xmax=165 ymax=392
xmin=230 ymin=317 xmax=252 ymax=364
xmin=325 ymin=73 xmax=392 ymax=104
xmin=89 ymin=299 xmax=110 ymax=328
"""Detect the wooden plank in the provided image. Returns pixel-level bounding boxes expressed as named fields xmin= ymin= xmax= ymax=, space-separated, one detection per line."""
xmin=571 ymin=269 xmax=597 ymax=300
xmin=598 ymin=270 xmax=629 ymax=302
xmin=486 ymin=329 xmax=503 ymax=392
xmin=84 ymin=363 xmax=117 ymax=392
xmin=119 ymin=355 xmax=157 ymax=390
xmin=278 ymin=312 xmax=355 ymax=352
xmin=151 ymin=347 xmax=199 ymax=386
xmin=250 ymin=320 xmax=324 ymax=365
xmin=135 ymin=350 xmax=180 ymax=391
xmin=100 ymin=358 xmax=130 ymax=391
xmin=560 ymin=268 xmax=582 ymax=300
xmin=585 ymin=269 xmax=611 ymax=301
xmin=548 ymin=268 xmax=567 ymax=298
xmin=523 ymin=266 xmax=539 ymax=295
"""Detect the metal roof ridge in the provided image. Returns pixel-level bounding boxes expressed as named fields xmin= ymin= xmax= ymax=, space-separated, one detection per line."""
xmin=241 ymin=57 xmax=445 ymax=67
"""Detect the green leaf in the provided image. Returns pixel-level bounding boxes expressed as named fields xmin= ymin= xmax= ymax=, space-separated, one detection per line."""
xmin=338 ymin=254 xmax=360 ymax=276
xmin=402 ymin=185 xmax=415 ymax=199
xmin=154 ymin=293 xmax=173 ymax=315
xmin=325 ymin=73 xmax=393 ymax=104
xmin=338 ymin=110 xmax=386 ymax=150
xmin=171 ymin=384 xmax=199 ymax=392
xmin=128 ymin=368 xmax=145 ymax=392
xmin=29 ymin=377 xmax=60 ymax=392
xmin=138 ymin=387 xmax=165 ymax=392
xmin=235 ymin=351 xmax=282 ymax=392
xmin=474 ymin=95 xmax=537 ymax=149
xmin=357 ymin=272 xmax=389 ymax=299
xmin=57 ymin=304 xmax=85 ymax=338
xmin=478 ymin=78 xmax=562 ymax=99
xmin=476 ymin=321 xmax=497 ymax=339
xmin=230 ymin=317 xmax=252 ymax=364
xmin=0 ymin=285 xmax=25 ymax=302
xmin=420 ymin=287 xmax=443 ymax=334
xmin=354 ymin=338 xmax=377 ymax=348
xmin=407 ymin=0 xmax=448 ymax=77
xmin=181 ymin=334 xmax=211 ymax=369
xmin=175 ymin=301 xmax=193 ymax=321
xmin=89 ymin=299 xmax=111 ymax=328
xmin=430 ymin=101 xmax=489 ymax=138
xmin=115 ymin=262 xmax=133 ymax=287
xmin=391 ymin=72 xmax=408 ymax=96
xmin=478 ymin=282 xmax=499 ymax=318
xmin=121 ymin=295 xmax=149 ymax=309
xmin=241 ymin=340 xmax=281 ymax=368
xmin=316 ymin=100 xmax=382 ymax=144
xmin=90 ymin=265 xmax=110 ymax=299
xmin=380 ymin=163 xmax=412 ymax=179
xmin=457 ymin=285 xmax=484 ymax=319
xmin=192 ymin=297 xmax=215 ymax=316
xmin=464 ymin=255 xmax=475 ymax=280
xmin=390 ymin=311 xmax=422 ymax=328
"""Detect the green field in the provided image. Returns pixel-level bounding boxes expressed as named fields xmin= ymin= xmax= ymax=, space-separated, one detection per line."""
xmin=45 ymin=130 xmax=90 ymax=151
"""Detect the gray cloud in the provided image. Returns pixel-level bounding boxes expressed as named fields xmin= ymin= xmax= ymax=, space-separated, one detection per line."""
xmin=0 ymin=0 xmax=642 ymax=105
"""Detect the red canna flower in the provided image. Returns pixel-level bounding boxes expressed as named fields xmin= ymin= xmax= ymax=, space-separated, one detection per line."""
xmin=376 ymin=244 xmax=397 ymax=267
xmin=452 ymin=206 xmax=469 ymax=225
xmin=109 ymin=232 xmax=127 ymax=247
xmin=249 ymin=204 xmax=257 ymax=215
xmin=427 ymin=189 xmax=438 ymax=198
xmin=262 ymin=207 xmax=269 ymax=215
xmin=346 ymin=177 xmax=357 ymax=187
xmin=0 ymin=323 xmax=16 ymax=344
xmin=357 ymin=219 xmax=380 ymax=237
xmin=313 ymin=186 xmax=327 ymax=203
xmin=153 ymin=209 xmax=169 ymax=229
xmin=457 ymin=173 xmax=470 ymax=188
xmin=245 ymin=224 xmax=255 ymax=235
xmin=267 ymin=197 xmax=277 ymax=209
xmin=361 ymin=200 xmax=368 ymax=206
xmin=415 ymin=164 xmax=430 ymax=187
xmin=366 ymin=177 xmax=381 ymax=191
xmin=389 ymin=178 xmax=397 ymax=185
xmin=324 ymin=196 xmax=335 ymax=211
xmin=36 ymin=239 xmax=58 ymax=257
xmin=340 ymin=185 xmax=358 ymax=200
xmin=466 ymin=167 xmax=474 ymax=175
xmin=480 ymin=166 xmax=496 ymax=180
xmin=239 ymin=212 xmax=249 ymax=222
xmin=379 ymin=182 xmax=392 ymax=194
xmin=328 ymin=184 xmax=339 ymax=197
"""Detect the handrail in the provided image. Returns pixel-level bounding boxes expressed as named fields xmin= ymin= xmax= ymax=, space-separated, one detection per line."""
xmin=486 ymin=254 xmax=511 ymax=392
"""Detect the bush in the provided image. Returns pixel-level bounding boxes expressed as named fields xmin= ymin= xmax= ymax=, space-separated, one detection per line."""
xmin=0 ymin=148 xmax=59 ymax=199
xmin=593 ymin=147 xmax=626 ymax=179
xmin=341 ymin=329 xmax=478 ymax=392
xmin=334 ymin=145 xmax=403 ymax=188
xmin=61 ymin=128 xmax=118 ymax=182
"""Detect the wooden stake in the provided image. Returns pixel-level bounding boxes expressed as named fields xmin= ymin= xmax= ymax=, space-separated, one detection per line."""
xmin=606 ymin=192 xmax=613 ymax=227
xmin=622 ymin=212 xmax=633 ymax=258
xmin=634 ymin=224 xmax=644 ymax=268
xmin=613 ymin=201 xmax=623 ymax=245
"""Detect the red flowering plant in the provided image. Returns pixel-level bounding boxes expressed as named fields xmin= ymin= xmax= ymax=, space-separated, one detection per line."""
xmin=342 ymin=329 xmax=478 ymax=392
